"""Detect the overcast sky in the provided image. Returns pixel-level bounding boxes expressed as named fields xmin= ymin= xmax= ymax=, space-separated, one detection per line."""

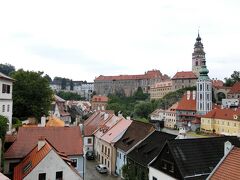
xmin=0 ymin=0 xmax=239 ymax=82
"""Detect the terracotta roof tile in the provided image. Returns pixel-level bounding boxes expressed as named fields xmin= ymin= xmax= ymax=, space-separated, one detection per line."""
xmin=210 ymin=147 xmax=240 ymax=180
xmin=92 ymin=95 xmax=109 ymax=102
xmin=14 ymin=140 xmax=81 ymax=180
xmin=14 ymin=141 xmax=52 ymax=180
xmin=95 ymin=70 xmax=163 ymax=81
xmin=228 ymin=81 xmax=240 ymax=94
xmin=212 ymin=80 xmax=224 ymax=87
xmin=101 ymin=118 xmax=132 ymax=143
xmin=84 ymin=111 xmax=114 ymax=136
xmin=176 ymin=92 xmax=196 ymax=111
xmin=94 ymin=115 xmax=122 ymax=139
xmin=4 ymin=134 xmax=16 ymax=143
xmin=203 ymin=108 xmax=240 ymax=121
xmin=4 ymin=127 xmax=83 ymax=159
xmin=172 ymin=71 xmax=197 ymax=80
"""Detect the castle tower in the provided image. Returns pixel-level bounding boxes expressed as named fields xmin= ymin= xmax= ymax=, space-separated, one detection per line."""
xmin=196 ymin=61 xmax=212 ymax=115
xmin=192 ymin=32 xmax=206 ymax=77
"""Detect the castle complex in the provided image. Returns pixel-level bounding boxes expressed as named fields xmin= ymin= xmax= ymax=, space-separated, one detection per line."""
xmin=94 ymin=70 xmax=169 ymax=96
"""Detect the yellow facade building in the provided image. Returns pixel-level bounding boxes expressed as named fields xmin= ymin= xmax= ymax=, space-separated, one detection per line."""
xmin=150 ymin=80 xmax=173 ymax=100
xmin=201 ymin=108 xmax=240 ymax=136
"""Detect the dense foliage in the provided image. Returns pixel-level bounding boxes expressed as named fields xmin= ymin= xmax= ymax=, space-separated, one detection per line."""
xmin=107 ymin=86 xmax=196 ymax=122
xmin=0 ymin=115 xmax=8 ymax=140
xmin=56 ymin=91 xmax=84 ymax=100
xmin=224 ymin=71 xmax=240 ymax=87
xmin=0 ymin=63 xmax=15 ymax=76
xmin=11 ymin=69 xmax=53 ymax=120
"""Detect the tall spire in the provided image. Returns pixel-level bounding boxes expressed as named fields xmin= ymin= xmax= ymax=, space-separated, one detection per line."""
xmin=196 ymin=29 xmax=201 ymax=41
xmin=192 ymin=30 xmax=206 ymax=77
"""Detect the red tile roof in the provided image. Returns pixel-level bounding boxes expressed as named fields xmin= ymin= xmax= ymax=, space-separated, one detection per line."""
xmin=14 ymin=140 xmax=81 ymax=180
xmin=14 ymin=141 xmax=52 ymax=180
xmin=210 ymin=147 xmax=240 ymax=180
xmin=92 ymin=95 xmax=109 ymax=102
xmin=4 ymin=127 xmax=83 ymax=159
xmin=95 ymin=70 xmax=163 ymax=81
xmin=84 ymin=111 xmax=114 ymax=136
xmin=228 ymin=81 xmax=240 ymax=94
xmin=94 ymin=115 xmax=123 ymax=139
xmin=212 ymin=80 xmax=224 ymax=87
xmin=4 ymin=134 xmax=16 ymax=143
xmin=176 ymin=92 xmax=196 ymax=111
xmin=203 ymin=108 xmax=240 ymax=121
xmin=101 ymin=118 xmax=132 ymax=143
xmin=172 ymin=71 xmax=197 ymax=80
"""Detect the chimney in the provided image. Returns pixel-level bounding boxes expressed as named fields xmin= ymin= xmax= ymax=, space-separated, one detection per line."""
xmin=187 ymin=91 xmax=190 ymax=100
xmin=126 ymin=116 xmax=131 ymax=120
xmin=224 ymin=141 xmax=232 ymax=156
xmin=104 ymin=113 xmax=109 ymax=120
xmin=177 ymin=127 xmax=186 ymax=139
xmin=38 ymin=137 xmax=46 ymax=151
xmin=79 ymin=124 xmax=83 ymax=134
xmin=118 ymin=111 xmax=123 ymax=117
xmin=192 ymin=91 xmax=196 ymax=100
xmin=40 ymin=115 xmax=46 ymax=127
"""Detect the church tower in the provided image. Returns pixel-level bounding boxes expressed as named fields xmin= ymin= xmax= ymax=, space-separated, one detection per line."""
xmin=192 ymin=32 xmax=206 ymax=77
xmin=196 ymin=60 xmax=212 ymax=115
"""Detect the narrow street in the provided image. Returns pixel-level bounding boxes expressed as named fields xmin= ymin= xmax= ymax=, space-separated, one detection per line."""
xmin=85 ymin=159 xmax=121 ymax=180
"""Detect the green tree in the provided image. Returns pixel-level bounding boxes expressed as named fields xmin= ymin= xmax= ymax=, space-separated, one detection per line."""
xmin=224 ymin=71 xmax=240 ymax=86
xmin=57 ymin=91 xmax=83 ymax=100
xmin=44 ymin=74 xmax=52 ymax=83
xmin=0 ymin=63 xmax=15 ymax=76
xmin=133 ymin=87 xmax=149 ymax=100
xmin=11 ymin=69 xmax=53 ymax=120
xmin=0 ymin=115 xmax=8 ymax=140
xmin=134 ymin=101 xmax=153 ymax=119
xmin=61 ymin=78 xmax=67 ymax=90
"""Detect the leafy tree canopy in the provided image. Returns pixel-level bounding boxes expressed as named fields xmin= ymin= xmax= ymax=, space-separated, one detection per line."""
xmin=56 ymin=91 xmax=84 ymax=100
xmin=44 ymin=74 xmax=52 ymax=83
xmin=11 ymin=69 xmax=53 ymax=120
xmin=0 ymin=115 xmax=8 ymax=140
xmin=0 ymin=63 xmax=15 ymax=76
xmin=224 ymin=71 xmax=240 ymax=87
xmin=106 ymin=86 xmax=196 ymax=121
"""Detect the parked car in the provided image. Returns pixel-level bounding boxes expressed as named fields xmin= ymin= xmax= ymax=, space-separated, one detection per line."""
xmin=96 ymin=164 xmax=108 ymax=174
xmin=86 ymin=151 xmax=95 ymax=160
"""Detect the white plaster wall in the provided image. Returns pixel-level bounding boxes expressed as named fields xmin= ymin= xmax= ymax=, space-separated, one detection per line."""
xmin=149 ymin=167 xmax=176 ymax=180
xmin=0 ymin=80 xmax=12 ymax=99
xmin=68 ymin=155 xmax=84 ymax=177
xmin=24 ymin=150 xmax=82 ymax=180
xmin=0 ymin=100 xmax=12 ymax=131
xmin=83 ymin=136 xmax=94 ymax=153
xmin=116 ymin=149 xmax=126 ymax=176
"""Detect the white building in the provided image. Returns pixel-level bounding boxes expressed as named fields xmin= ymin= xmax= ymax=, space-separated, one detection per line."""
xmin=222 ymin=98 xmax=239 ymax=108
xmin=196 ymin=64 xmax=212 ymax=115
xmin=14 ymin=140 xmax=82 ymax=180
xmin=0 ymin=72 xmax=14 ymax=132
xmin=149 ymin=166 xmax=176 ymax=180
